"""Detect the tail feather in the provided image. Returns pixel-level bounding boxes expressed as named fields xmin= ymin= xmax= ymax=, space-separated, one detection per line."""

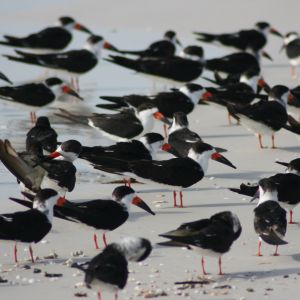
xmin=260 ymin=232 xmax=288 ymax=246
xmin=99 ymin=96 xmax=126 ymax=104
xmin=92 ymin=157 xmax=130 ymax=175
xmin=194 ymin=32 xmax=217 ymax=42
xmin=54 ymin=109 xmax=90 ymax=126
xmin=105 ymin=55 xmax=141 ymax=72
xmin=3 ymin=54 xmax=39 ymax=66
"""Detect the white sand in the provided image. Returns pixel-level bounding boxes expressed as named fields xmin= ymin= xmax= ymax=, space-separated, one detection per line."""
xmin=0 ymin=1 xmax=300 ymax=299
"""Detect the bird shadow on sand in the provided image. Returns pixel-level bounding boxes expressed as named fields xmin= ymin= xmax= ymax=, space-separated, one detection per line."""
xmin=184 ymin=202 xmax=253 ymax=209
xmin=137 ymin=187 xmax=215 ymax=194
xmin=209 ymin=170 xmax=274 ymax=180
xmin=279 ymin=145 xmax=300 ymax=153
xmin=129 ymin=210 xmax=190 ymax=221
xmin=202 ymin=133 xmax=252 ymax=139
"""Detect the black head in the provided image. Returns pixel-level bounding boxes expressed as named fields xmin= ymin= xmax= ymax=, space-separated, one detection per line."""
xmin=45 ymin=77 xmax=64 ymax=87
xmin=191 ymin=141 xmax=214 ymax=154
xmin=87 ymin=35 xmax=104 ymax=45
xmin=255 ymin=21 xmax=270 ymax=30
xmin=35 ymin=188 xmax=58 ymax=202
xmin=258 ymin=178 xmax=278 ymax=193
xmin=60 ymin=140 xmax=82 ymax=155
xmin=164 ymin=30 xmax=176 ymax=39
xmin=59 ymin=16 xmax=75 ymax=26
xmin=173 ymin=112 xmax=189 ymax=127
xmin=185 ymin=83 xmax=204 ymax=93
xmin=243 ymin=65 xmax=261 ymax=78
xmin=35 ymin=116 xmax=51 ymax=127
xmin=268 ymin=85 xmax=289 ymax=100
xmin=142 ymin=133 xmax=164 ymax=145
xmin=183 ymin=45 xmax=204 ymax=58
xmin=136 ymin=102 xmax=157 ymax=112
xmin=288 ymin=158 xmax=300 ymax=173
xmin=112 ymin=186 xmax=135 ymax=201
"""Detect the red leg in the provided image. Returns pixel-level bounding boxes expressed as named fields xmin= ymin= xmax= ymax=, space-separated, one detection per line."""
xmin=289 ymin=210 xmax=296 ymax=224
xmin=201 ymin=256 xmax=208 ymax=275
xmin=123 ymin=178 xmax=127 ymax=186
xmin=29 ymin=245 xmax=35 ymax=263
xmin=93 ymin=233 xmax=99 ymax=250
xmin=14 ymin=244 xmax=18 ymax=263
xmin=163 ymin=124 xmax=168 ymax=138
xmin=273 ymin=245 xmax=279 ymax=256
xmin=227 ymin=112 xmax=232 ymax=126
xmin=115 ymin=292 xmax=118 ymax=300
xmin=127 ymin=179 xmax=131 ymax=188
xmin=291 ymin=66 xmax=297 ymax=79
xmin=179 ymin=191 xmax=183 ymax=208
xmin=102 ymin=233 xmax=107 ymax=247
xmin=257 ymin=240 xmax=263 ymax=256
xmin=218 ymin=257 xmax=224 ymax=275
xmin=271 ymin=134 xmax=276 ymax=149
xmin=258 ymin=134 xmax=264 ymax=149
xmin=173 ymin=191 xmax=177 ymax=207
xmin=97 ymin=290 xmax=101 ymax=300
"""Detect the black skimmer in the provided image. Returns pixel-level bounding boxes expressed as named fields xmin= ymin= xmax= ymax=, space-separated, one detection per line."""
xmin=73 ymin=237 xmax=152 ymax=300
xmin=26 ymin=116 xmax=58 ymax=153
xmin=159 ymin=211 xmax=241 ymax=275
xmin=117 ymin=30 xmax=181 ymax=58
xmin=0 ymin=16 xmax=92 ymax=52
xmin=3 ymin=189 xmax=60 ymax=263
xmin=227 ymin=85 xmax=291 ymax=149
xmin=79 ymin=132 xmax=164 ymax=165
xmin=281 ymin=32 xmax=300 ymax=78
xmin=253 ymin=178 xmax=287 ymax=256
xmin=57 ymin=103 xmax=170 ymax=141
xmin=92 ymin=141 xmax=236 ymax=208
xmin=194 ymin=21 xmax=282 ymax=57
xmin=0 ymin=139 xmax=82 ymax=200
xmin=12 ymin=186 xmax=155 ymax=250
xmin=0 ymin=77 xmax=82 ymax=122
xmin=98 ymin=83 xmax=208 ymax=119
xmin=4 ymin=35 xmax=117 ymax=90
xmin=0 ymin=71 xmax=12 ymax=84
xmin=105 ymin=45 xmax=204 ymax=84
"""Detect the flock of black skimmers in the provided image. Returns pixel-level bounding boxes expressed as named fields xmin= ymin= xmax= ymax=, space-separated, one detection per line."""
xmin=0 ymin=16 xmax=300 ymax=299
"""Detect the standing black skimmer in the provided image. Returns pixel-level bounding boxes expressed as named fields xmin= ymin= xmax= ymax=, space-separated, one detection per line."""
xmin=281 ymin=32 xmax=300 ymax=78
xmin=0 ymin=139 xmax=82 ymax=200
xmin=4 ymin=35 xmax=117 ymax=90
xmin=227 ymin=85 xmax=291 ymax=148
xmin=194 ymin=21 xmax=282 ymax=57
xmin=0 ymin=71 xmax=12 ymax=84
xmin=79 ymin=132 xmax=164 ymax=164
xmin=2 ymin=189 xmax=60 ymax=263
xmin=73 ymin=237 xmax=152 ymax=300
xmin=0 ymin=77 xmax=82 ymax=122
xmin=12 ymin=186 xmax=155 ymax=250
xmin=57 ymin=103 xmax=169 ymax=141
xmin=105 ymin=45 xmax=204 ymax=84
xmin=117 ymin=30 xmax=181 ymax=58
xmin=159 ymin=211 xmax=241 ymax=275
xmin=253 ymin=178 xmax=287 ymax=256
xmin=98 ymin=83 xmax=208 ymax=118
xmin=0 ymin=16 xmax=92 ymax=52
xmin=26 ymin=116 xmax=58 ymax=153
xmin=93 ymin=141 xmax=236 ymax=208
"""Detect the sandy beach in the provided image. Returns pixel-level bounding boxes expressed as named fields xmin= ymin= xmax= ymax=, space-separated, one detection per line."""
xmin=0 ymin=1 xmax=300 ymax=299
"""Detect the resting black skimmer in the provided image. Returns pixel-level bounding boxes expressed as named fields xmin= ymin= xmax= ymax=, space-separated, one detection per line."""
xmin=0 ymin=71 xmax=12 ymax=84
xmin=159 ymin=211 xmax=241 ymax=275
xmin=26 ymin=116 xmax=58 ymax=153
xmin=117 ymin=30 xmax=181 ymax=58
xmin=227 ymin=85 xmax=291 ymax=148
xmin=4 ymin=35 xmax=117 ymax=90
xmin=194 ymin=21 xmax=282 ymax=58
xmin=79 ymin=132 xmax=165 ymax=164
xmin=0 ymin=16 xmax=92 ymax=52
xmin=10 ymin=185 xmax=155 ymax=250
xmin=98 ymin=83 xmax=208 ymax=119
xmin=281 ymin=32 xmax=300 ymax=78
xmin=105 ymin=45 xmax=204 ymax=84
xmin=0 ymin=77 xmax=82 ymax=122
xmin=56 ymin=103 xmax=169 ymax=142
xmin=73 ymin=237 xmax=152 ymax=300
xmin=0 ymin=139 xmax=82 ymax=200
xmin=3 ymin=189 xmax=60 ymax=263
xmin=253 ymin=178 xmax=287 ymax=256
xmin=92 ymin=141 xmax=236 ymax=208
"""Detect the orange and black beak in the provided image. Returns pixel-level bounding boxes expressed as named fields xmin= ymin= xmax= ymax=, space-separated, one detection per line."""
xmin=132 ymin=195 xmax=155 ymax=215
xmin=201 ymin=91 xmax=213 ymax=101
xmin=153 ymin=112 xmax=171 ymax=125
xmin=56 ymin=196 xmax=66 ymax=207
xmin=250 ymin=189 xmax=259 ymax=202
xmin=269 ymin=27 xmax=283 ymax=38
xmin=46 ymin=150 xmax=62 ymax=160
xmin=261 ymin=50 xmax=273 ymax=61
xmin=74 ymin=23 xmax=93 ymax=34
xmin=103 ymin=41 xmax=119 ymax=52
xmin=257 ymin=77 xmax=271 ymax=93
xmin=161 ymin=143 xmax=172 ymax=152
xmin=62 ymin=85 xmax=84 ymax=100
xmin=288 ymin=92 xmax=295 ymax=104
xmin=211 ymin=152 xmax=236 ymax=169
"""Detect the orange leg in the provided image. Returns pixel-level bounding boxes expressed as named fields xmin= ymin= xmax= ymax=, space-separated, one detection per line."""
xmin=257 ymin=240 xmax=263 ymax=256
xmin=271 ymin=134 xmax=276 ymax=149
xmin=289 ymin=210 xmax=297 ymax=224
xmin=97 ymin=291 xmax=101 ymax=300
xmin=291 ymin=66 xmax=297 ymax=79
xmin=14 ymin=243 xmax=18 ymax=263
xmin=227 ymin=112 xmax=232 ymax=126
xmin=29 ymin=245 xmax=34 ymax=263
xmin=173 ymin=191 xmax=177 ymax=207
xmin=258 ymin=134 xmax=264 ymax=149
xmin=273 ymin=245 xmax=279 ymax=256
xmin=93 ymin=233 xmax=99 ymax=250
xmin=201 ymin=256 xmax=208 ymax=275
xmin=218 ymin=257 xmax=224 ymax=275
xmin=163 ymin=124 xmax=168 ymax=138
xmin=102 ymin=233 xmax=107 ymax=247
xmin=179 ymin=191 xmax=183 ymax=208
